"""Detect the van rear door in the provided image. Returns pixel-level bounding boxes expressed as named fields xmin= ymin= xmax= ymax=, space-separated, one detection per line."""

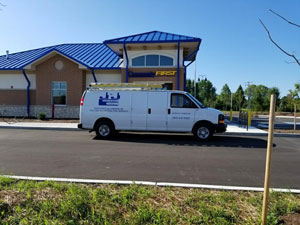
xmin=146 ymin=92 xmax=168 ymax=131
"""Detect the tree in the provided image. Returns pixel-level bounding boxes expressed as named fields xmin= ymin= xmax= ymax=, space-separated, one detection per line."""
xmin=288 ymin=83 xmax=300 ymax=130
xmin=267 ymin=87 xmax=280 ymax=110
xmin=279 ymin=96 xmax=293 ymax=112
xmin=260 ymin=10 xmax=300 ymax=67
xmin=218 ymin=84 xmax=231 ymax=111
xmin=245 ymin=85 xmax=271 ymax=111
xmin=233 ymin=85 xmax=246 ymax=111
xmin=196 ymin=79 xmax=217 ymax=107
xmin=253 ymin=85 xmax=269 ymax=111
xmin=289 ymin=83 xmax=300 ymax=105
xmin=186 ymin=79 xmax=195 ymax=96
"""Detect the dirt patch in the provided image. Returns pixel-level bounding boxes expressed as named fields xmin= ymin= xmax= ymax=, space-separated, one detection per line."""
xmin=262 ymin=129 xmax=300 ymax=134
xmin=281 ymin=213 xmax=300 ymax=225
xmin=0 ymin=190 xmax=26 ymax=206
xmin=33 ymin=187 xmax=62 ymax=202
xmin=275 ymin=129 xmax=300 ymax=134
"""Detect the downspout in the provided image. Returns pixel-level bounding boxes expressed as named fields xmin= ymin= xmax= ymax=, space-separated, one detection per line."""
xmin=184 ymin=66 xmax=187 ymax=91
xmin=22 ymin=69 xmax=30 ymax=117
xmin=91 ymin=69 xmax=97 ymax=83
xmin=123 ymin=42 xmax=129 ymax=83
xmin=177 ymin=41 xmax=180 ymax=90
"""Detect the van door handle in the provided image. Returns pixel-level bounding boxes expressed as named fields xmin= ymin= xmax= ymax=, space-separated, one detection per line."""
xmin=168 ymin=109 xmax=171 ymax=114
xmin=148 ymin=108 xmax=151 ymax=114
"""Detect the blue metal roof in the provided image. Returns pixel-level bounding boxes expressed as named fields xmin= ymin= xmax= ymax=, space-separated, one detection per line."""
xmin=0 ymin=43 xmax=122 ymax=70
xmin=104 ymin=31 xmax=202 ymax=44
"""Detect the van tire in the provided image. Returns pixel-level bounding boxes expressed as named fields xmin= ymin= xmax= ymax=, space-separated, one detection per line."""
xmin=95 ymin=121 xmax=115 ymax=139
xmin=193 ymin=123 xmax=213 ymax=141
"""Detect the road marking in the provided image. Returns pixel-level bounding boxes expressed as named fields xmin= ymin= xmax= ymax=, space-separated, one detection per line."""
xmin=3 ymin=175 xmax=300 ymax=194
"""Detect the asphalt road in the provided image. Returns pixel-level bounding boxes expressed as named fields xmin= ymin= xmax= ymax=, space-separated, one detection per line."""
xmin=227 ymin=115 xmax=300 ymax=129
xmin=0 ymin=128 xmax=300 ymax=189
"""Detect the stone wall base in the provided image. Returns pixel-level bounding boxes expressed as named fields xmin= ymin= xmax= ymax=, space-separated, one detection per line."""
xmin=0 ymin=105 xmax=79 ymax=119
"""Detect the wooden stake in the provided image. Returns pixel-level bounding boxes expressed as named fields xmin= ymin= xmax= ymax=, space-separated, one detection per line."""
xmin=294 ymin=104 xmax=297 ymax=131
xmin=261 ymin=94 xmax=276 ymax=225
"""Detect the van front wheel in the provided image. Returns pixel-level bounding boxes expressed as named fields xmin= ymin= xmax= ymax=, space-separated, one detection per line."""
xmin=95 ymin=121 xmax=115 ymax=139
xmin=193 ymin=123 xmax=213 ymax=141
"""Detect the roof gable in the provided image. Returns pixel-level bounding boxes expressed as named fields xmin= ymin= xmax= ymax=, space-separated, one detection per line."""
xmin=104 ymin=31 xmax=201 ymax=44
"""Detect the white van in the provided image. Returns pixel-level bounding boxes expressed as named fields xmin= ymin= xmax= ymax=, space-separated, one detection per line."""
xmin=78 ymin=84 xmax=226 ymax=141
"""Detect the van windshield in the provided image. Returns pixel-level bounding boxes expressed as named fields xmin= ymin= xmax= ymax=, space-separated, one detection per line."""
xmin=186 ymin=93 xmax=206 ymax=108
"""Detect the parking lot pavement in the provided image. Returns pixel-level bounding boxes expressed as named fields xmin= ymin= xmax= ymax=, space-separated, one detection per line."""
xmin=1 ymin=128 xmax=300 ymax=189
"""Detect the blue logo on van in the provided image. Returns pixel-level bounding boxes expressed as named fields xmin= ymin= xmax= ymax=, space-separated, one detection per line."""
xmin=99 ymin=92 xmax=120 ymax=106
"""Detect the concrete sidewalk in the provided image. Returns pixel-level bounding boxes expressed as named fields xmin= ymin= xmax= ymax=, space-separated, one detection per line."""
xmin=0 ymin=122 xmax=79 ymax=131
xmin=224 ymin=123 xmax=267 ymax=136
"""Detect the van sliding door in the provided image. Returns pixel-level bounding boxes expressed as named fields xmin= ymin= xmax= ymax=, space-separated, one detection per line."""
xmin=147 ymin=92 xmax=168 ymax=131
xmin=131 ymin=92 xmax=148 ymax=130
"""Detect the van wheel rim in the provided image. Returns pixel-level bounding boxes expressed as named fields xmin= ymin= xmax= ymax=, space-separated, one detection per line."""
xmin=197 ymin=127 xmax=209 ymax=139
xmin=99 ymin=125 xmax=110 ymax=136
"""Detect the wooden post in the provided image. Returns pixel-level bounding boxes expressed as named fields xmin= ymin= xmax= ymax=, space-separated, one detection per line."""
xmin=294 ymin=104 xmax=297 ymax=131
xmin=230 ymin=93 xmax=233 ymax=122
xmin=261 ymin=94 xmax=276 ymax=225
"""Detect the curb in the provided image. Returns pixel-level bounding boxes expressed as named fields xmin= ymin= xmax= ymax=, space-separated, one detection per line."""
xmin=4 ymin=175 xmax=300 ymax=194
xmin=1 ymin=126 xmax=300 ymax=137
xmin=223 ymin=132 xmax=300 ymax=137
xmin=223 ymin=132 xmax=268 ymax=137
xmin=0 ymin=126 xmax=80 ymax=131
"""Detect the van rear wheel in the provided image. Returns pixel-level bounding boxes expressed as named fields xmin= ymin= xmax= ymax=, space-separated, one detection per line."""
xmin=193 ymin=123 xmax=213 ymax=141
xmin=95 ymin=121 xmax=115 ymax=139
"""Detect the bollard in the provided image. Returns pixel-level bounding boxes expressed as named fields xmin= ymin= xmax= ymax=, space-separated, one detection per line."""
xmin=248 ymin=110 xmax=251 ymax=127
xmin=52 ymin=104 xmax=55 ymax=119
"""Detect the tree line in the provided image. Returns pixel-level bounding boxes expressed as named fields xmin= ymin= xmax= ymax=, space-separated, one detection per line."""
xmin=186 ymin=79 xmax=300 ymax=112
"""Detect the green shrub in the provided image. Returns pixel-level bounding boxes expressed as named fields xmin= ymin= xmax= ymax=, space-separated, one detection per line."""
xmin=37 ymin=112 xmax=46 ymax=120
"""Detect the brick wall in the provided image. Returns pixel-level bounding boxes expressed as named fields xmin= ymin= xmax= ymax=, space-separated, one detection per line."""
xmin=35 ymin=55 xmax=85 ymax=106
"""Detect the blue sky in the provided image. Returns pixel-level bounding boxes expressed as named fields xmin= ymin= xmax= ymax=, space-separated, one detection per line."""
xmin=0 ymin=0 xmax=299 ymax=96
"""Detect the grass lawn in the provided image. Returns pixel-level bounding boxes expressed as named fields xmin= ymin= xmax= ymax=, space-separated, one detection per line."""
xmin=1 ymin=177 xmax=300 ymax=224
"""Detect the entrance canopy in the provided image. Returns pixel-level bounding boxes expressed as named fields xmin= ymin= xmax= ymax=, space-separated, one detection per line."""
xmin=104 ymin=31 xmax=202 ymax=62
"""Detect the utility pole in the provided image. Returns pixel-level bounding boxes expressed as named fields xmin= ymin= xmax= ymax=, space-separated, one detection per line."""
xmin=245 ymin=82 xmax=252 ymax=127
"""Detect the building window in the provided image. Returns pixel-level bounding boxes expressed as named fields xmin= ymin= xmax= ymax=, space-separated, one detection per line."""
xmin=52 ymin=82 xmax=67 ymax=105
xmin=146 ymin=55 xmax=159 ymax=66
xmin=160 ymin=55 xmax=173 ymax=66
xmin=132 ymin=56 xmax=145 ymax=66
xmin=132 ymin=54 xmax=174 ymax=67
xmin=171 ymin=94 xmax=197 ymax=108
